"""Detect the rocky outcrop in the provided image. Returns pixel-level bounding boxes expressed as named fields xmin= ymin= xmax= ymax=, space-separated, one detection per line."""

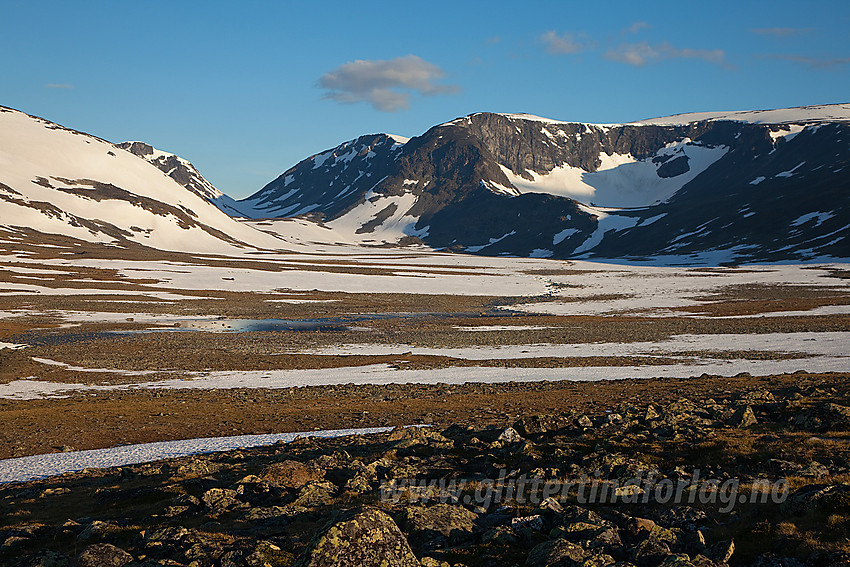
xmin=118 ymin=141 xmax=222 ymax=203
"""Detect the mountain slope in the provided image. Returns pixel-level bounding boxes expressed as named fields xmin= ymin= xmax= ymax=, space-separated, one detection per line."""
xmin=236 ymin=104 xmax=850 ymax=262
xmin=0 ymin=106 xmax=284 ymax=254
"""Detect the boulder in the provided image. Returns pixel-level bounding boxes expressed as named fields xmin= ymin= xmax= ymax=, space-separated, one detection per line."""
xmin=526 ymin=538 xmax=586 ymax=566
xmin=202 ymin=487 xmax=243 ymax=511
xmin=293 ymin=481 xmax=336 ymax=507
xmin=497 ymin=427 xmax=525 ymax=443
xmin=259 ymin=460 xmax=325 ymax=490
xmin=576 ymin=415 xmax=594 ymax=429
xmin=76 ymin=544 xmax=133 ymax=567
xmin=399 ymin=503 xmax=479 ymax=552
xmin=792 ymin=403 xmax=850 ymax=432
xmin=295 ymin=508 xmax=419 ymax=567
xmin=784 ymin=483 xmax=850 ymax=515
xmin=515 ymin=414 xmax=573 ymax=436
xmin=246 ymin=540 xmax=295 ymax=567
xmin=707 ymin=540 xmax=734 ymax=564
xmin=658 ymin=556 xmax=697 ymax=567
xmin=728 ymin=406 xmax=757 ymax=428
xmin=20 ymin=550 xmax=69 ymax=567
xmin=751 ymin=553 xmax=806 ymax=566
xmin=387 ymin=426 xmax=451 ymax=447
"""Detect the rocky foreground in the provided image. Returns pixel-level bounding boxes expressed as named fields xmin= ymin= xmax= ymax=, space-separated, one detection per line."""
xmin=2 ymin=375 xmax=850 ymax=567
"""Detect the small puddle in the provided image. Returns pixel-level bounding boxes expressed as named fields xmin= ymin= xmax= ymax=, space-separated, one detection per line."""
xmin=172 ymin=318 xmax=349 ymax=333
xmin=12 ymin=309 xmax=540 ymax=346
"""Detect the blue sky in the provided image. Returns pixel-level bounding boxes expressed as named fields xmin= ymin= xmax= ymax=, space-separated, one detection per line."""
xmin=3 ymin=1 xmax=849 ymax=198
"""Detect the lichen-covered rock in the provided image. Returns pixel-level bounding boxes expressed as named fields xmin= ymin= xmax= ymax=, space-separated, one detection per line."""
xmin=399 ymin=503 xmax=479 ymax=552
xmin=21 ymin=550 xmax=69 ymax=567
xmin=387 ymin=426 xmax=452 ymax=448
xmin=76 ymin=544 xmax=133 ymax=567
xmin=707 ymin=540 xmax=734 ymax=564
xmin=259 ymin=460 xmax=325 ymax=489
xmin=525 ymin=538 xmax=587 ymax=566
xmin=690 ymin=555 xmax=719 ymax=567
xmin=514 ymin=414 xmax=573 ymax=436
xmin=173 ymin=456 xmax=222 ymax=479
xmin=483 ymin=525 xmax=520 ymax=545
xmin=740 ymin=390 xmax=776 ymax=405
xmin=202 ymin=487 xmax=243 ymax=511
xmin=293 ymin=481 xmax=336 ymax=507
xmin=792 ymin=403 xmax=850 ymax=432
xmin=728 ymin=406 xmax=757 ymax=428
xmin=751 ymin=553 xmax=806 ymax=566
xmin=658 ymin=555 xmax=696 ymax=567
xmin=497 ymin=427 xmax=525 ymax=443
xmin=631 ymin=525 xmax=680 ymax=566
xmin=295 ymin=508 xmax=419 ymax=567
xmin=784 ymin=483 xmax=850 ymax=515
xmin=576 ymin=415 xmax=594 ymax=429
xmin=246 ymin=540 xmax=295 ymax=567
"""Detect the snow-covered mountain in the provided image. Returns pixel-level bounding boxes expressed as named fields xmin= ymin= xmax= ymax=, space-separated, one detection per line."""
xmin=233 ymin=103 xmax=850 ymax=262
xmin=2 ymin=102 xmax=848 ymax=264
xmin=0 ymin=106 xmax=283 ymax=254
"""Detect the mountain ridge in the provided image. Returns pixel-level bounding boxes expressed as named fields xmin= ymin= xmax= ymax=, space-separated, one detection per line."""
xmin=2 ymin=103 xmax=848 ymax=264
xmin=226 ymin=103 xmax=850 ymax=263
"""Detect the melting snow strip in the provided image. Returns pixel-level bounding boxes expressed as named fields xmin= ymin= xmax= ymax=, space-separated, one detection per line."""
xmin=0 ymin=426 xmax=395 ymax=484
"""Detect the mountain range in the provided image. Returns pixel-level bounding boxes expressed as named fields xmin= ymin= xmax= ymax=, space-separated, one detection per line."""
xmin=2 ymin=103 xmax=849 ymax=263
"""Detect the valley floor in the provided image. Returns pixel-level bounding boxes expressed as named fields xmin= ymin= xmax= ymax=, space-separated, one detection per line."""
xmin=0 ymin=237 xmax=849 ymax=460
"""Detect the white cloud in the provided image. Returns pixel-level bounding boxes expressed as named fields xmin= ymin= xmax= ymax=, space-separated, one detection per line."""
xmin=540 ymin=31 xmax=584 ymax=55
xmin=605 ymin=41 xmax=726 ymax=67
xmin=318 ymin=55 xmax=460 ymax=112
xmin=625 ymin=21 xmax=650 ymax=34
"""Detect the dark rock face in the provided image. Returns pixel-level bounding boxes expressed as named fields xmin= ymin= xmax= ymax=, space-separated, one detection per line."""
xmin=656 ymin=155 xmax=690 ymax=178
xmin=236 ymin=109 xmax=850 ymax=263
xmin=244 ymin=134 xmax=406 ymax=220
xmin=458 ymin=113 xmax=723 ymax=176
xmin=296 ymin=508 xmax=420 ymax=567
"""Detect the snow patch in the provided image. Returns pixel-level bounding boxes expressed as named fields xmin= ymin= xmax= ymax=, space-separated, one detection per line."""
xmin=466 ymin=231 xmax=516 ymax=252
xmin=0 ymin=426 xmax=397 ymax=483
xmin=499 ymin=142 xmax=728 ymax=208
xmin=632 ymin=104 xmax=850 ymax=126
xmin=791 ymin=211 xmax=835 ymax=228
xmin=553 ymin=228 xmax=579 ymax=245
xmin=776 ymin=162 xmax=806 ymax=178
